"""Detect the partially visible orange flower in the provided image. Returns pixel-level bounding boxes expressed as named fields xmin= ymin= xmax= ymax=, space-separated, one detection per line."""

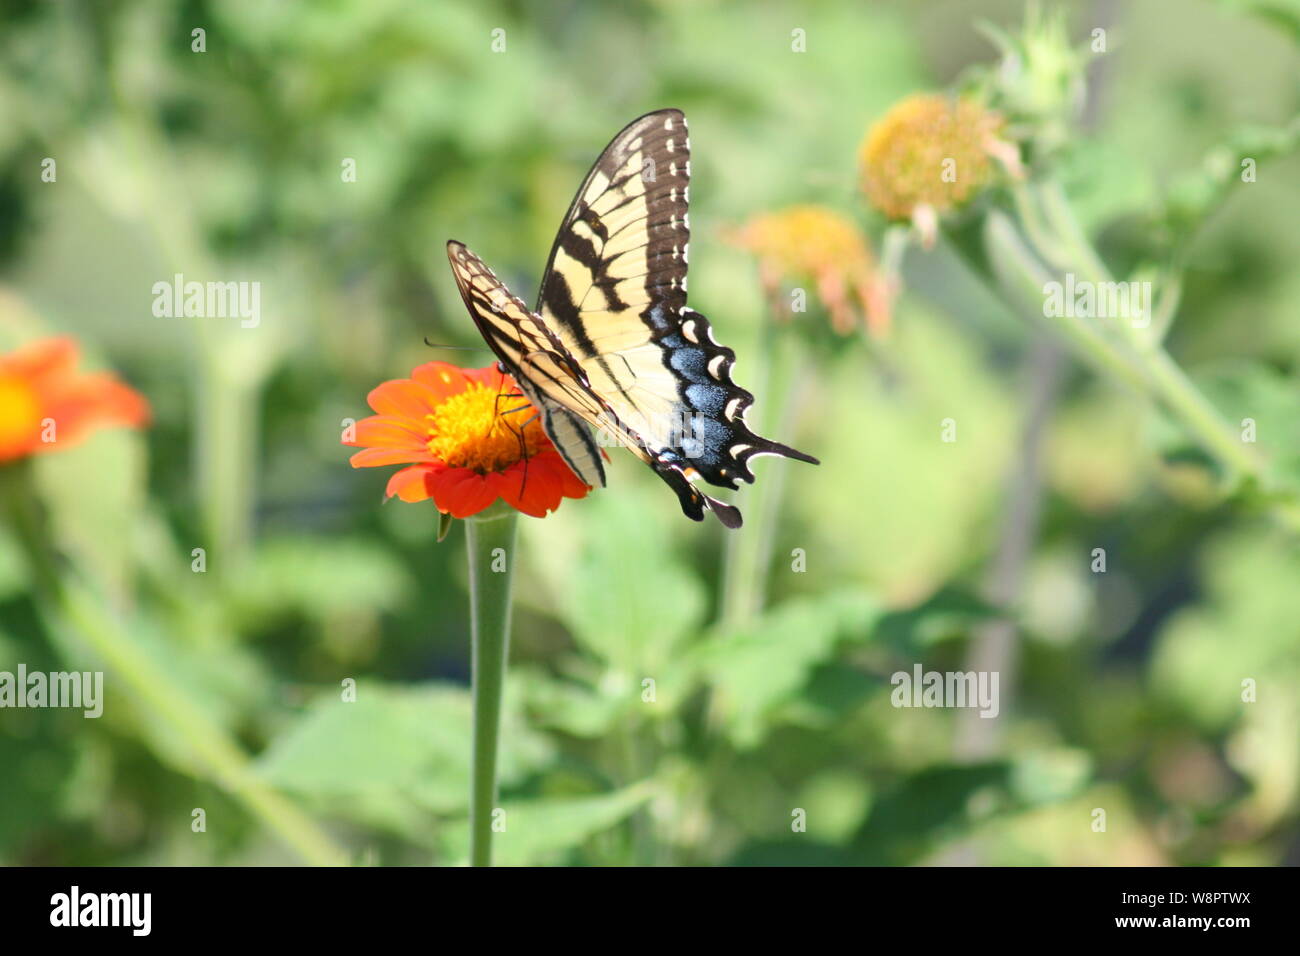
xmin=0 ymin=337 xmax=150 ymax=462
xmin=859 ymin=94 xmax=1020 ymax=245
xmin=731 ymin=205 xmax=894 ymax=336
xmin=343 ymin=361 xmax=591 ymax=519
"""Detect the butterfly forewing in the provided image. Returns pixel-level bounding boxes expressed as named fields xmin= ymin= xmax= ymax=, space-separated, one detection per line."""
xmin=536 ymin=110 xmax=692 ymax=451
xmin=536 ymin=111 xmax=817 ymax=485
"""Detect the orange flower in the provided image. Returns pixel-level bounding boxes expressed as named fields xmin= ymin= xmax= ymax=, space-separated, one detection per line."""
xmin=731 ymin=205 xmax=895 ymax=336
xmin=343 ymin=361 xmax=591 ymax=519
xmin=0 ymin=337 xmax=150 ymax=463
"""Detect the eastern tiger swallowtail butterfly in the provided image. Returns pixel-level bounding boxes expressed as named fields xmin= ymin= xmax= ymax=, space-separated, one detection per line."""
xmin=445 ymin=108 xmax=818 ymax=528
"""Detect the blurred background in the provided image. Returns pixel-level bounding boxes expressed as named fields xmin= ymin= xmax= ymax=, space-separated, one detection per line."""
xmin=1 ymin=0 xmax=1298 ymax=866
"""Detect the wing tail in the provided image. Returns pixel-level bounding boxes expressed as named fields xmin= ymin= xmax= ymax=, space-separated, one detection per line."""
xmin=653 ymin=456 xmax=744 ymax=528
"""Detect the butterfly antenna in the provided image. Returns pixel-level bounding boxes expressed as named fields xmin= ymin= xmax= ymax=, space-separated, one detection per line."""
xmin=423 ymin=338 xmax=488 ymax=351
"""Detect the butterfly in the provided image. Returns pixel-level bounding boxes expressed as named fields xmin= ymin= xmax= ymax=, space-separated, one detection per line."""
xmin=445 ymin=108 xmax=818 ymax=528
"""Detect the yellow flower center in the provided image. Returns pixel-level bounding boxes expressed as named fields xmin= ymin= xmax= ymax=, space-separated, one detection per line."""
xmin=0 ymin=373 xmax=42 ymax=459
xmin=426 ymin=382 xmax=544 ymax=473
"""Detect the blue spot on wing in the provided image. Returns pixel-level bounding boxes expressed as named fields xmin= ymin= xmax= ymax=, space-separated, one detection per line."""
xmin=691 ymin=417 xmax=731 ymax=467
xmin=670 ymin=343 xmax=711 ymax=384
xmin=646 ymin=303 xmax=674 ymax=333
xmin=685 ymin=382 xmax=727 ymax=415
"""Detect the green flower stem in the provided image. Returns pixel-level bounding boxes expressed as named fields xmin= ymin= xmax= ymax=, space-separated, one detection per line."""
xmin=880 ymin=223 xmax=911 ymax=277
xmin=464 ymin=507 xmax=519 ymax=867
xmin=989 ymin=185 xmax=1267 ymax=483
xmin=57 ymin=582 xmax=346 ymax=866
xmin=1034 ymin=180 xmax=1116 ymax=294
xmin=1143 ymin=346 xmax=1265 ymax=477
xmin=96 ymin=87 xmax=261 ymax=574
xmin=984 ymin=211 xmax=1147 ymax=391
xmin=1 ymin=462 xmax=345 ymax=866
xmin=1036 ymin=178 xmax=1268 ymax=480
xmin=1010 ymin=181 xmax=1076 ymax=273
xmin=198 ymin=365 xmax=258 ymax=570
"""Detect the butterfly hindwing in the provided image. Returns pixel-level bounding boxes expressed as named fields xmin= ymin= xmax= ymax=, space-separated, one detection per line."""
xmin=527 ymin=390 xmax=606 ymax=489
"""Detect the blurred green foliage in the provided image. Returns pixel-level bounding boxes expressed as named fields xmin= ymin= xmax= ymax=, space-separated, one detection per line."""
xmin=1 ymin=0 xmax=1298 ymax=866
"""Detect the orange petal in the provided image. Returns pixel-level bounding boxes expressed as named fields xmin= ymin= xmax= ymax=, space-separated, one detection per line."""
xmin=349 ymin=415 xmax=428 ymax=450
xmin=411 ymin=362 xmax=474 ymax=401
xmin=551 ymin=451 xmax=594 ymax=499
xmin=462 ymin=364 xmax=510 ymax=392
xmin=40 ymin=373 xmax=150 ymax=450
xmin=61 ymin=373 xmax=151 ymax=425
xmin=427 ymin=466 xmax=500 ymax=518
xmin=349 ymin=446 xmax=436 ymax=468
xmin=385 ymin=463 xmax=443 ymax=502
xmin=366 ymin=378 xmax=450 ymax=419
xmin=0 ymin=337 xmax=79 ymax=385
xmin=491 ymin=463 xmax=558 ymax=518
xmin=493 ymin=452 xmax=590 ymax=517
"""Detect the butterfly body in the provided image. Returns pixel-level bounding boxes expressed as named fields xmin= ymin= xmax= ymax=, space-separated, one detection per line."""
xmin=446 ymin=109 xmax=817 ymax=527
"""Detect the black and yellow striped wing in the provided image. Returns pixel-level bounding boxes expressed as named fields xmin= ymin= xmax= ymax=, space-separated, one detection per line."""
xmin=533 ymin=109 xmax=817 ymax=519
xmin=445 ymin=241 xmax=607 ymax=489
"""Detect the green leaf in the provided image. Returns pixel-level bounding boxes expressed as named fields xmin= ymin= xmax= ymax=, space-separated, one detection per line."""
xmin=1009 ymin=749 xmax=1093 ymax=806
xmin=438 ymin=783 xmax=654 ymax=866
xmin=228 ymin=535 xmax=412 ymax=626
xmin=694 ymin=591 xmax=881 ymax=748
xmin=874 ymin=587 xmax=1000 ymax=657
xmin=526 ymin=486 xmax=707 ymax=675
xmin=255 ymin=682 xmax=553 ymax=823
xmin=1152 ymin=527 xmax=1300 ymax=729
xmin=856 ymin=763 xmax=1012 ymax=864
xmin=517 ymin=666 xmax=623 ymax=738
xmin=1162 ymin=117 xmax=1300 ymax=244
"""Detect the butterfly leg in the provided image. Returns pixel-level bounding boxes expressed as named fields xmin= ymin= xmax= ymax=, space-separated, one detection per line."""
xmin=490 ymin=383 xmax=527 ymax=418
xmin=481 ymin=377 xmax=540 ymax=497
xmin=500 ymin=408 xmax=540 ymax=498
xmin=485 ymin=377 xmax=527 ymax=438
